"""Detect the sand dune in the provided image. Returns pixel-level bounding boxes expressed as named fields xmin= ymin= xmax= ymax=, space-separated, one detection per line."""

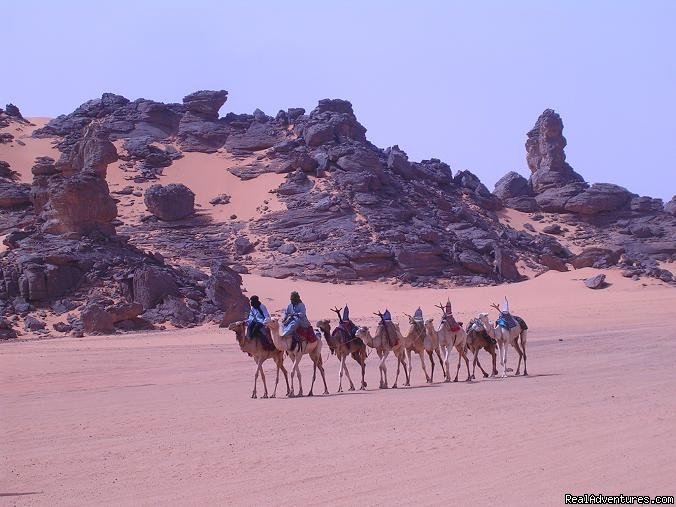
xmin=2 ymin=271 xmax=675 ymax=506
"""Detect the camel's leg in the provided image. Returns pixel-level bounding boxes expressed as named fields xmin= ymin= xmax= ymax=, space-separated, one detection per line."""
xmin=499 ymin=341 xmax=508 ymax=377
xmin=520 ymin=330 xmax=528 ymax=376
xmin=276 ymin=356 xmax=291 ymax=397
xmin=443 ymin=346 xmax=452 ymax=382
xmin=462 ymin=347 xmax=471 ymax=381
xmin=453 ymin=345 xmax=462 ymax=382
xmin=337 ymin=354 xmax=344 ymax=393
xmin=252 ymin=361 xmax=261 ymax=399
xmin=427 ymin=351 xmax=435 ymax=382
xmin=316 ymin=355 xmax=329 ymax=395
xmin=308 ymin=358 xmax=317 ymax=396
xmin=379 ymin=351 xmax=389 ymax=389
xmin=513 ymin=340 xmax=524 ymax=376
xmin=406 ymin=349 xmax=413 ymax=386
xmin=342 ymin=356 xmax=356 ymax=391
xmin=419 ymin=351 xmax=431 ymax=384
xmin=259 ymin=362 xmax=269 ymax=398
xmin=475 ymin=350 xmax=490 ymax=378
xmin=293 ymin=354 xmax=304 ymax=396
xmin=392 ymin=352 xmax=401 ymax=389
xmin=358 ymin=354 xmax=367 ymax=390
xmin=435 ymin=347 xmax=447 ymax=379
xmin=491 ymin=348 xmax=498 ymax=377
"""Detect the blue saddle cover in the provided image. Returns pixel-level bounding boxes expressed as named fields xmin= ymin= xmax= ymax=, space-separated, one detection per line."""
xmin=496 ymin=313 xmax=517 ymax=330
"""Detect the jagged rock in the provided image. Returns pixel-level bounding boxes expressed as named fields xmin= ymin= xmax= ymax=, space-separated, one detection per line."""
xmin=0 ymin=133 xmax=15 ymax=144
xmin=539 ymin=254 xmax=568 ymax=272
xmin=563 ymin=183 xmax=632 ymax=215
xmin=526 ymin=109 xmax=585 ymax=193
xmin=205 ymin=262 xmax=248 ymax=325
xmin=504 ymin=196 xmax=539 ymax=212
xmin=386 ymin=145 xmax=417 ymax=179
xmin=31 ymin=156 xmax=58 ymax=176
xmin=224 ymin=121 xmax=285 ymax=152
xmin=534 ymin=183 xmax=588 ymax=213
xmin=629 ymin=196 xmax=663 ymax=213
xmin=55 ymin=125 xmax=118 ymax=176
xmin=132 ymin=266 xmax=178 ymax=309
xmin=572 ymin=248 xmax=621 ymax=269
xmin=664 ymin=196 xmax=676 ymax=216
xmin=12 ymin=259 xmax=85 ymax=302
xmin=0 ymin=318 xmax=18 ymax=340
xmin=277 ymin=170 xmax=312 ymax=195
xmin=53 ymin=322 xmax=73 ymax=333
xmin=277 ymin=243 xmax=297 ymax=254
xmin=494 ymin=247 xmax=520 ymax=281
xmin=300 ymin=99 xmax=367 ymax=147
xmin=493 ymin=171 xmax=531 ymax=200
xmin=177 ymin=90 xmax=228 ymax=152
xmin=542 ymin=223 xmax=563 ymax=235
xmin=584 ymin=273 xmax=607 ymax=289
xmin=24 ymin=316 xmax=46 ymax=331
xmin=234 ymin=236 xmax=254 ymax=255
xmin=5 ymin=103 xmax=25 ymax=121
xmin=80 ymin=301 xmax=143 ymax=334
xmin=144 ymin=183 xmax=195 ymax=221
xmin=458 ymin=250 xmax=494 ymax=275
xmin=0 ymin=160 xmax=18 ymax=180
xmin=209 ymin=194 xmax=230 ymax=205
xmin=0 ymin=181 xmax=31 ymax=208
xmin=37 ymin=173 xmax=118 ymax=236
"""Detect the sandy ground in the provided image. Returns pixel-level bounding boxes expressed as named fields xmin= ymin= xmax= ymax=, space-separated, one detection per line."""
xmin=0 ymin=119 xmax=58 ymax=181
xmin=2 ymin=270 xmax=675 ymax=506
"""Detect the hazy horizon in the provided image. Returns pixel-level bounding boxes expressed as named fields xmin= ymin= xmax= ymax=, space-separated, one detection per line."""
xmin=5 ymin=0 xmax=675 ymax=200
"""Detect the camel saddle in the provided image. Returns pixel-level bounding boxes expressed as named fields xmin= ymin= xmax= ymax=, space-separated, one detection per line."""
xmin=443 ymin=314 xmax=461 ymax=333
xmin=297 ymin=325 xmax=317 ymax=343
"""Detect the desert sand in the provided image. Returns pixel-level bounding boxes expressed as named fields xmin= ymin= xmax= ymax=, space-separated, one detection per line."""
xmin=3 ymin=269 xmax=675 ymax=506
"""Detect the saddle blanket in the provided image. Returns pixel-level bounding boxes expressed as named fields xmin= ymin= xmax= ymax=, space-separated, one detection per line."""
xmin=297 ymin=325 xmax=317 ymax=343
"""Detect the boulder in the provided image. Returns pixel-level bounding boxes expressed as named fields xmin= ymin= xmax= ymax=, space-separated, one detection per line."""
xmin=234 ymin=236 xmax=254 ymax=255
xmin=542 ymin=223 xmax=563 ymax=235
xmin=458 ymin=250 xmax=494 ymax=275
xmin=493 ymin=171 xmax=531 ymax=200
xmin=664 ymin=196 xmax=676 ymax=216
xmin=572 ymin=248 xmax=621 ymax=269
xmin=132 ymin=266 xmax=178 ymax=309
xmin=24 ymin=316 xmax=46 ymax=332
xmin=205 ymin=262 xmax=248 ymax=325
xmin=563 ymin=183 xmax=632 ymax=215
xmin=584 ymin=273 xmax=607 ymax=289
xmin=177 ymin=90 xmax=229 ymax=152
xmin=539 ymin=254 xmax=568 ymax=272
xmin=80 ymin=301 xmax=143 ymax=334
xmin=144 ymin=183 xmax=195 ymax=221
xmin=534 ymin=183 xmax=587 ymax=213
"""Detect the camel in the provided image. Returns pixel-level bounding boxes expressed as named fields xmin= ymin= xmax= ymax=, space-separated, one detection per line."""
xmin=480 ymin=304 xmax=528 ymax=377
xmin=228 ymin=321 xmax=291 ymax=399
xmin=356 ymin=314 xmax=409 ymax=389
xmin=316 ymin=313 xmax=367 ymax=392
xmin=266 ymin=318 xmax=329 ymax=397
xmin=428 ymin=303 xmax=471 ymax=382
xmin=402 ymin=314 xmax=445 ymax=384
xmin=465 ymin=315 xmax=498 ymax=379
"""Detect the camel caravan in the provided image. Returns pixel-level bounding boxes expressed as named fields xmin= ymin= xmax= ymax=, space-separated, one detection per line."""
xmin=228 ymin=292 xmax=528 ymax=399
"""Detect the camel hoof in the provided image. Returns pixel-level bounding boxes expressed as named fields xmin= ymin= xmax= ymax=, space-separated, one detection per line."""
xmin=523 ymin=372 xmax=528 ymax=376
xmin=262 ymin=394 xmax=268 ymax=399
xmin=482 ymin=373 xmax=488 ymax=378
xmin=270 ymin=394 xmax=276 ymax=398
xmin=391 ymin=384 xmax=398 ymax=389
xmin=251 ymin=394 xmax=257 ymax=399
xmin=337 ymin=388 xmax=343 ymax=393
xmin=506 ymin=367 xmax=514 ymax=372
xmin=453 ymin=378 xmax=459 ymax=383
xmin=323 ymin=390 xmax=329 ymax=395
xmin=349 ymin=386 xmax=355 ymax=391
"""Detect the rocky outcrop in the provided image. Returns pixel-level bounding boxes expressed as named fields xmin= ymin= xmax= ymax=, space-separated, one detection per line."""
xmin=80 ymin=300 xmax=145 ymax=334
xmin=493 ymin=171 xmax=538 ymax=212
xmin=131 ymin=266 xmax=179 ymax=309
xmin=298 ymin=99 xmax=367 ymax=147
xmin=663 ymin=196 xmax=676 ymax=216
xmin=31 ymin=125 xmax=118 ymax=236
xmin=144 ymin=183 xmax=195 ymax=221
xmin=0 ymin=180 xmax=31 ymax=208
xmin=177 ymin=90 xmax=229 ymax=152
xmin=526 ymin=109 xmax=586 ymax=193
xmin=571 ymin=248 xmax=621 ymax=269
xmin=206 ymin=262 xmax=249 ymax=325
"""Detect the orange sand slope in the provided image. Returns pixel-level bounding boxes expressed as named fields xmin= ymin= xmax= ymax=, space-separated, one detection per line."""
xmin=3 ymin=271 xmax=675 ymax=506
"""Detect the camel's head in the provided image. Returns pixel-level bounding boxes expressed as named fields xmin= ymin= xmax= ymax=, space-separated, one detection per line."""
xmin=316 ymin=319 xmax=331 ymax=334
xmin=355 ymin=326 xmax=370 ymax=340
xmin=228 ymin=320 xmax=245 ymax=333
xmin=265 ymin=318 xmax=280 ymax=333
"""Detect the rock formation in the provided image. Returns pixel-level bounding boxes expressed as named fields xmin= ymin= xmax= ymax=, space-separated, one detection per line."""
xmin=144 ymin=183 xmax=195 ymax=221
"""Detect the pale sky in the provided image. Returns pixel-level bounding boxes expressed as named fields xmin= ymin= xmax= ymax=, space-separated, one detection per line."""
xmin=5 ymin=0 xmax=675 ymax=200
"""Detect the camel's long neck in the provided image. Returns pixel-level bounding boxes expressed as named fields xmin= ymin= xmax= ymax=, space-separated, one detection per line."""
xmin=269 ymin=326 xmax=289 ymax=351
